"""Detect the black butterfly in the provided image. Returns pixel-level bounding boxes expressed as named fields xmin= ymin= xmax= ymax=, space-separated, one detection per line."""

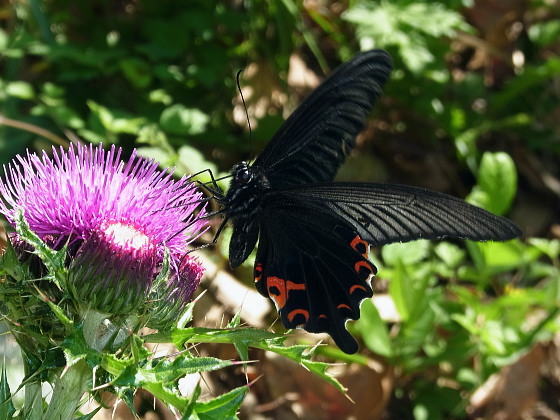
xmin=213 ymin=50 xmax=521 ymax=354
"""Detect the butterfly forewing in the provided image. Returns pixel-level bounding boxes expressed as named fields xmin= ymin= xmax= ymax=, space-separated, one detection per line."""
xmin=253 ymin=50 xmax=392 ymax=188
xmin=274 ymin=183 xmax=522 ymax=246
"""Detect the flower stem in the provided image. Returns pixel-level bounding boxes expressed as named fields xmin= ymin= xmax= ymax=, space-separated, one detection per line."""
xmin=44 ymin=359 xmax=91 ymax=420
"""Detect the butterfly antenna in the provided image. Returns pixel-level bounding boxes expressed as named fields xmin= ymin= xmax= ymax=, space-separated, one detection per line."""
xmin=236 ymin=69 xmax=253 ymax=164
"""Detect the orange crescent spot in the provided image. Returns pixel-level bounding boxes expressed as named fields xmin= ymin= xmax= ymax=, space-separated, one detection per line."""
xmin=350 ymin=284 xmax=368 ymax=294
xmin=267 ymin=277 xmax=306 ymax=310
xmin=318 ymin=314 xmax=327 ymax=319
xmin=350 ymin=235 xmax=370 ymax=258
xmin=337 ymin=303 xmax=351 ymax=311
xmin=288 ymin=309 xmax=310 ymax=323
xmin=254 ymin=264 xmax=263 ymax=283
xmin=354 ymin=260 xmax=374 ymax=275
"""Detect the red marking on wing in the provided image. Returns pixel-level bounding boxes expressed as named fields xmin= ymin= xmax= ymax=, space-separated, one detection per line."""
xmin=288 ymin=309 xmax=310 ymax=323
xmin=349 ymin=284 xmax=368 ymax=294
xmin=354 ymin=260 xmax=374 ymax=276
xmin=254 ymin=263 xmax=263 ymax=283
xmin=267 ymin=276 xmax=306 ymax=310
xmin=337 ymin=303 xmax=352 ymax=311
xmin=350 ymin=235 xmax=370 ymax=258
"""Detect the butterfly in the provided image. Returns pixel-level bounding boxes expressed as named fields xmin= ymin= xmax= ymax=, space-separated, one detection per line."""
xmin=212 ymin=50 xmax=522 ymax=354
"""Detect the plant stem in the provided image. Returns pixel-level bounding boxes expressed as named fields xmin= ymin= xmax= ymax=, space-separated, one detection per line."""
xmin=44 ymin=359 xmax=91 ymax=420
xmin=23 ymin=381 xmax=42 ymax=420
xmin=21 ymin=349 xmax=43 ymax=420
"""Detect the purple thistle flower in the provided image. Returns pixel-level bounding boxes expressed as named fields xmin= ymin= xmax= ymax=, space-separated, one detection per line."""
xmin=0 ymin=143 xmax=208 ymax=315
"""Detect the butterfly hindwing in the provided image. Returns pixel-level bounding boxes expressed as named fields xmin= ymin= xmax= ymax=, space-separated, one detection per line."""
xmin=253 ymin=207 xmax=376 ymax=353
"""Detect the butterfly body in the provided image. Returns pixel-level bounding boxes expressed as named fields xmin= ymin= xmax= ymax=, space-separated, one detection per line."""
xmin=218 ymin=50 xmax=521 ymax=354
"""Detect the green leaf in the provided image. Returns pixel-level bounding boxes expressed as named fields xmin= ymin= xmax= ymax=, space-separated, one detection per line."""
xmin=62 ymin=324 xmax=102 ymax=369
xmin=0 ymin=233 xmax=30 ymax=281
xmin=160 ymin=104 xmax=209 ymax=135
xmin=528 ymin=238 xmax=560 ymax=261
xmin=529 ymin=20 xmax=560 ymax=46
xmin=119 ymin=58 xmax=152 ymax=89
xmin=177 ymin=145 xmax=220 ymax=183
xmin=112 ymin=356 xmax=234 ymax=387
xmin=356 ymin=299 xmax=393 ymax=357
xmin=466 ymin=240 xmax=524 ymax=274
xmin=182 ymin=383 xmax=202 ymax=419
xmin=0 ymin=364 xmax=16 ymax=419
xmin=343 ymin=1 xmax=468 ymax=73
xmin=87 ymin=100 xmax=146 ymax=134
xmin=394 ymin=293 xmax=437 ymax=362
xmin=6 ymin=81 xmax=35 ymax=99
xmin=386 ymin=261 xmax=410 ymax=321
xmin=167 ymin=326 xmax=281 ymax=349
xmin=381 ymin=240 xmax=431 ymax=266
xmin=467 ymin=152 xmax=517 ymax=215
xmin=13 ymin=210 xmax=67 ymax=289
xmin=434 ymin=242 xmax=465 ymax=269
xmin=115 ymin=387 xmax=137 ymax=417
xmin=76 ymin=406 xmax=102 ymax=420
xmin=258 ymin=341 xmax=347 ymax=394
xmin=195 ymin=385 xmax=247 ymax=419
xmin=151 ymin=326 xmax=347 ymax=394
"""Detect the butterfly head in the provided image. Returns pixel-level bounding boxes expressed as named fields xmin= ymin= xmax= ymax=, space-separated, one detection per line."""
xmin=225 ymin=161 xmax=270 ymax=222
xmin=232 ymin=161 xmax=252 ymax=184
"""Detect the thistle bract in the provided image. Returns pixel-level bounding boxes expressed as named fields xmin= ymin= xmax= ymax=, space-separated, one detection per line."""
xmin=147 ymin=255 xmax=205 ymax=329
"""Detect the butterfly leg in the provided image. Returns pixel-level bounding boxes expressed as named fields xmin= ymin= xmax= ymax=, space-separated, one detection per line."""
xmin=191 ymin=168 xmax=227 ymax=200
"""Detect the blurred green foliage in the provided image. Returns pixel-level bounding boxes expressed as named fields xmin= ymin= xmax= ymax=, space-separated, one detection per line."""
xmin=1 ymin=0 xmax=559 ymax=419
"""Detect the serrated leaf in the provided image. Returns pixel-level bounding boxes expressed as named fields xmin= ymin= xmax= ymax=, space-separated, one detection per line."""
xmin=62 ymin=324 xmax=102 ymax=369
xmin=195 ymin=385 xmax=247 ymax=420
xmin=0 ymin=364 xmax=16 ymax=419
xmin=76 ymin=406 xmax=102 ymax=420
xmin=226 ymin=310 xmax=250 ymax=361
xmin=168 ymin=326 xmax=281 ymax=349
xmin=151 ymin=326 xmax=347 ymax=394
xmin=116 ymin=387 xmax=137 ymax=417
xmin=14 ymin=210 xmax=67 ymax=289
xmin=257 ymin=341 xmax=347 ymax=394
xmin=112 ymin=356 xmax=233 ymax=387
xmin=182 ymin=383 xmax=202 ymax=420
xmin=0 ymin=234 xmax=29 ymax=281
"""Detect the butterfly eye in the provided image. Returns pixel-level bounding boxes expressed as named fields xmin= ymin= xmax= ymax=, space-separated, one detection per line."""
xmin=237 ymin=168 xmax=252 ymax=184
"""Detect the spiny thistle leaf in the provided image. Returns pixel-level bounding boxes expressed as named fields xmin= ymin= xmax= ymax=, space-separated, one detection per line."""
xmin=0 ymin=364 xmax=16 ymax=419
xmin=194 ymin=385 xmax=248 ymax=420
